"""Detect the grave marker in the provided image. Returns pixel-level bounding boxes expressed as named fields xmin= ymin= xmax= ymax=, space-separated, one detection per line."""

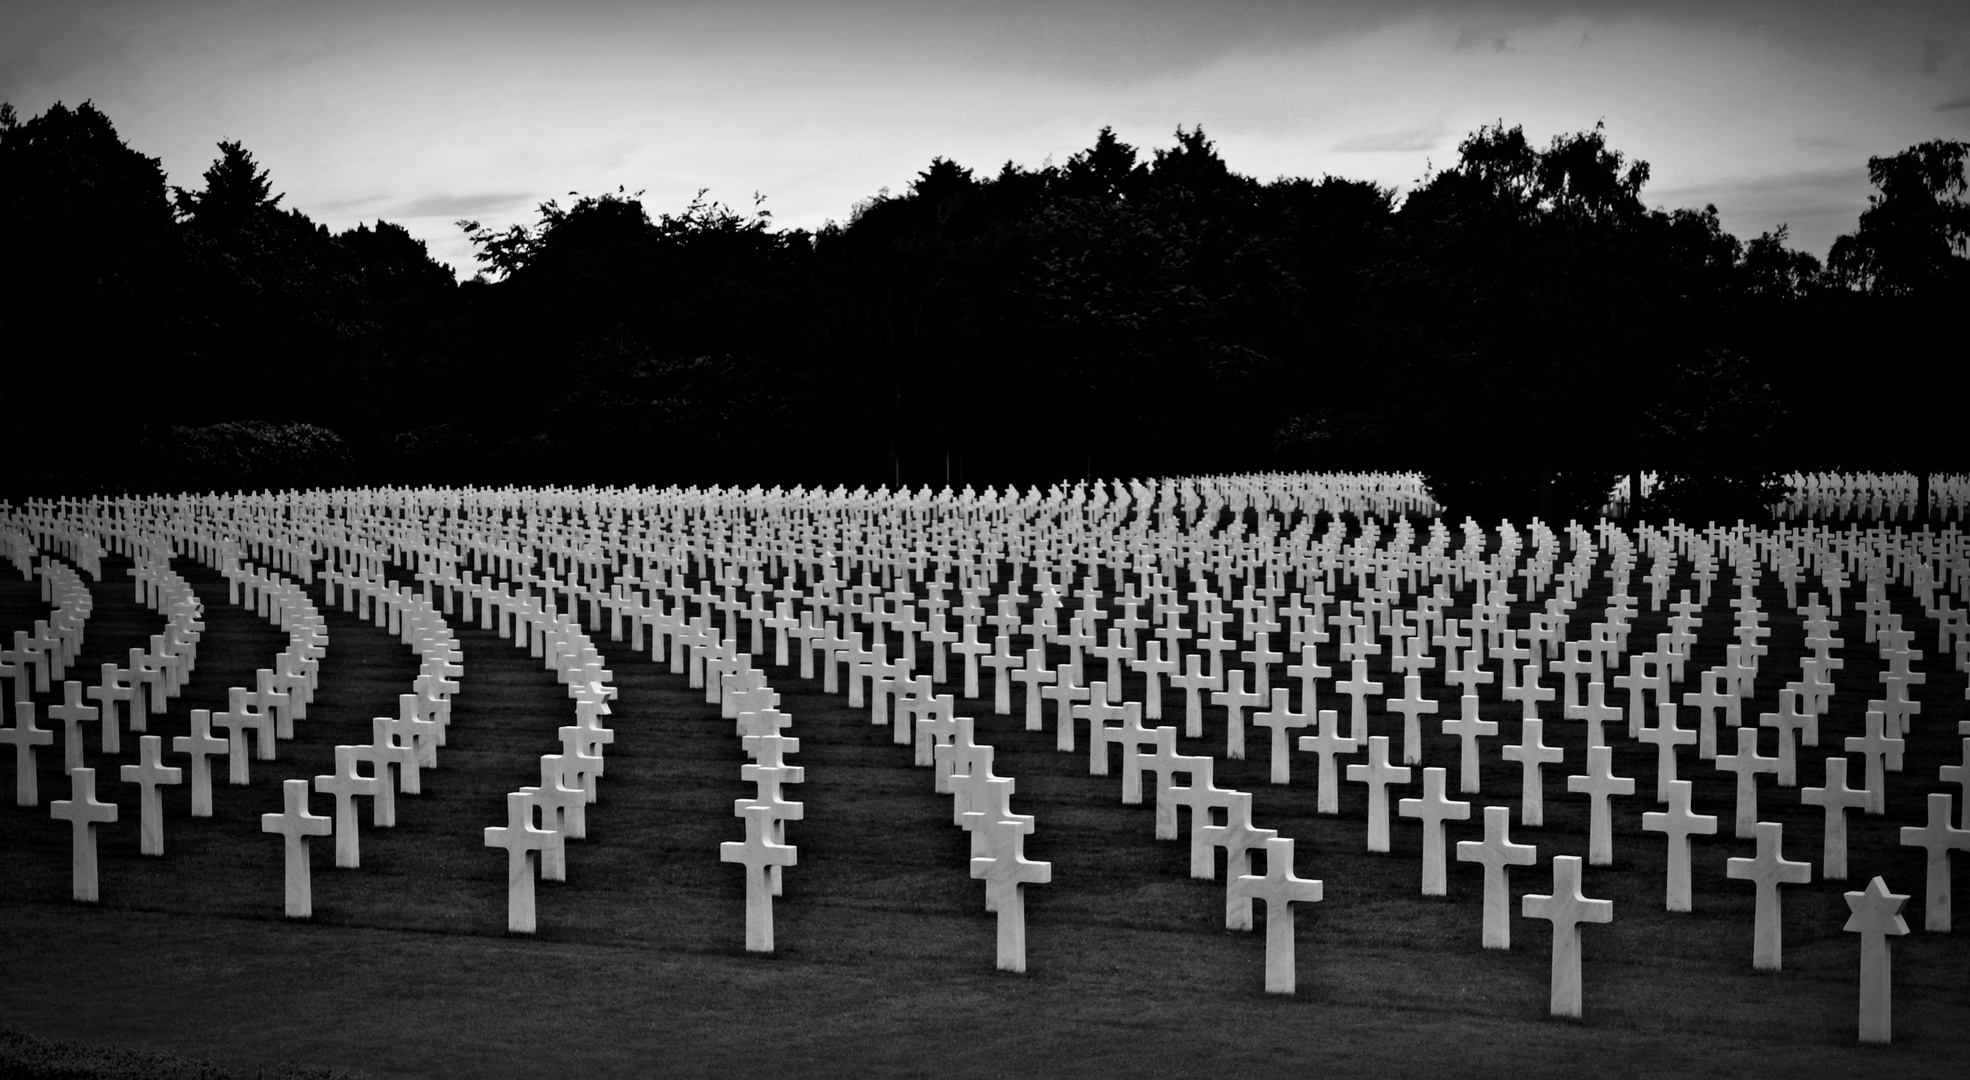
xmin=1457 ymin=805 xmax=1537 ymax=949
xmin=118 ymin=735 xmax=181 ymax=856
xmin=1799 ymin=756 xmax=1869 ymax=879
xmin=486 ymin=790 xmax=553 ymax=934
xmin=1521 ymin=855 xmax=1613 ymax=1018
xmin=1897 ymin=791 xmax=1969 ymax=931
xmin=722 ymin=803 xmax=798 ymax=952
xmin=970 ymin=817 xmax=1052 ymax=973
xmin=1228 ymin=836 xmax=1323 ymax=994
xmin=1397 ymin=767 xmax=1471 ymax=895
xmin=49 ymin=765 xmax=117 ymax=902
xmin=260 ymin=778 xmax=330 ymax=918
xmin=1502 ymin=718 xmax=1563 ymax=827
xmin=1640 ymin=779 xmax=1716 ymax=912
xmin=1344 ymin=735 xmax=1410 ymax=852
xmin=171 ymin=709 xmax=228 ymax=817
xmin=1566 ymin=745 xmax=1635 ymax=866
xmin=1843 ymin=876 xmax=1910 ymax=1044
xmin=1714 ymin=722 xmax=1782 ymax=837
xmin=2 ymin=700 xmax=52 ymax=806
xmin=1726 ymin=821 xmax=1812 ymax=970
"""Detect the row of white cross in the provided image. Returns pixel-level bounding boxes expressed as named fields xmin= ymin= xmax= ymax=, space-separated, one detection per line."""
xmin=4 ymin=481 xmax=1966 ymax=1038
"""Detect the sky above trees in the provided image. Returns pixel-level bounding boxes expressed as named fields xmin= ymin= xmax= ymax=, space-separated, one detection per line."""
xmin=4 ymin=0 xmax=1968 ymax=279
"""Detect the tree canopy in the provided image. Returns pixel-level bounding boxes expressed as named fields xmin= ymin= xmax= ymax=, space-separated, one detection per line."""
xmin=3 ymin=99 xmax=1963 ymax=515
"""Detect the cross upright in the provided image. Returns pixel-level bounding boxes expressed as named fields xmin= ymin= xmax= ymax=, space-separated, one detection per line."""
xmin=1566 ymin=745 xmax=1635 ymax=866
xmin=1252 ymin=688 xmax=1310 ymax=784
xmin=981 ymin=633 xmax=1024 ymax=716
xmin=1726 ymin=820 xmax=1812 ymax=970
xmin=1898 ymin=791 xmax=1970 ymax=932
xmin=1398 ymin=766 xmax=1472 ymax=895
xmin=1521 ymin=855 xmax=1614 ymax=1018
xmin=1102 ymin=703 xmax=1163 ymax=803
xmin=2 ymin=700 xmax=53 ymax=806
xmin=1135 ymin=728 xmax=1193 ymax=837
xmin=970 ymin=818 xmax=1051 ymax=973
xmin=1637 ymin=701 xmax=1696 ymax=801
xmin=1071 ymin=684 xmax=1131 ymax=765
xmin=1345 ymin=734 xmax=1412 ymax=852
xmin=1387 ymin=673 xmax=1440 ymax=767
xmin=1502 ymin=717 xmax=1564 ymax=827
xmin=1800 ymin=756 xmax=1869 ymax=880
xmin=48 ymin=680 xmax=99 ymax=774
xmin=1168 ymin=652 xmax=1220 ymax=739
xmin=1228 ymin=835 xmax=1324 ymax=994
xmin=1641 ymin=778 xmax=1717 ymax=912
xmin=1757 ymin=690 xmax=1815 ymax=787
xmin=1011 ymin=646 xmax=1056 ymax=731
xmin=85 ymin=663 xmax=136 ymax=752
xmin=1681 ymin=668 xmax=1736 ymax=759
xmin=1285 ymin=643 xmax=1330 ymax=716
xmin=1240 ymin=630 xmax=1282 ymax=698
xmin=1942 ymin=738 xmax=1970 ymax=829
xmin=50 ymin=765 xmax=118 ymax=903
xmin=1429 ymin=689 xmax=1495 ymax=793
xmin=486 ymin=789 xmax=553 ymax=934
xmin=171 ymin=708 xmax=228 ymax=817
xmin=1131 ymin=639 xmax=1177 ymax=721
xmin=1551 ymin=641 xmax=1598 ymax=714
xmin=239 ymin=752 xmax=322 ymax=906
xmin=1843 ymin=709 xmax=1903 ymax=815
xmin=1716 ymin=726 xmax=1779 ymax=837
xmin=1212 ymin=668 xmax=1267 ymax=761
xmin=313 ymin=745 xmax=384 ymax=868
xmin=1039 ymin=667 xmax=1092 ymax=751
xmin=1456 ymin=804 xmax=1538 ymax=949
xmin=1200 ymin=791 xmax=1278 ymax=926
xmin=119 ymin=735 xmax=182 ymax=856
xmin=1336 ymin=657 xmax=1384 ymax=744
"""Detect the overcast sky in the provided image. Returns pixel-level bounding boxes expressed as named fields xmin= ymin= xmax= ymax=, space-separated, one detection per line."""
xmin=5 ymin=0 xmax=1967 ymax=279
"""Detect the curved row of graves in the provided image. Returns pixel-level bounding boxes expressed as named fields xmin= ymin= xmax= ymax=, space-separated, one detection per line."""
xmin=2 ymin=475 xmax=1966 ymax=1047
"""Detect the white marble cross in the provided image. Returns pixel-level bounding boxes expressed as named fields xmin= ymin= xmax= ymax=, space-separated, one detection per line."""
xmin=1502 ymin=717 xmax=1563 ymax=827
xmin=1841 ymin=706 xmax=1904 ymax=815
xmin=1897 ymin=791 xmax=1969 ymax=932
xmin=171 ymin=708 xmax=228 ymax=817
xmin=970 ymin=817 xmax=1051 ymax=973
xmin=1567 ymin=745 xmax=1635 ymax=866
xmin=1440 ymin=693 xmax=1496 ymax=794
xmin=1252 ymin=688 xmax=1310 ymax=784
xmin=1641 ymin=778 xmax=1716 ymax=912
xmin=1296 ymin=707 xmax=1357 ymax=814
xmin=1345 ymin=734 xmax=1411 ymax=852
xmin=1228 ymin=835 xmax=1323 ymax=994
xmin=1398 ymin=766 xmax=1471 ymax=895
xmin=488 ymin=789 xmax=555 ymax=934
xmin=1799 ymin=756 xmax=1870 ymax=879
xmin=1726 ymin=820 xmax=1812 ymax=969
xmin=118 ymin=735 xmax=181 ymax=856
xmin=1521 ymin=855 xmax=1613 ymax=1018
xmin=262 ymin=778 xmax=330 ymax=918
xmin=1637 ymin=701 xmax=1695 ymax=802
xmin=1716 ymin=726 xmax=1779 ymax=837
xmin=1 ymin=700 xmax=53 ymax=806
xmin=1457 ymin=804 xmax=1537 ymax=948
xmin=50 ymin=765 xmax=118 ymax=902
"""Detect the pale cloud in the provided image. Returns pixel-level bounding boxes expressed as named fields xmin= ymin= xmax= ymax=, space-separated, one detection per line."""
xmin=1333 ymin=125 xmax=1449 ymax=154
xmin=1935 ymin=94 xmax=1970 ymax=112
xmin=389 ymin=191 xmax=535 ymax=220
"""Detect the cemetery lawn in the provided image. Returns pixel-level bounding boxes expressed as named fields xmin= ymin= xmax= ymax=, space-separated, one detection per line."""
xmin=1 ymin=543 xmax=1966 ymax=1079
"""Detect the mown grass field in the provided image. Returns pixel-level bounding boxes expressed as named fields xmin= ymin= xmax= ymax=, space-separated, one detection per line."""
xmin=0 ymin=523 xmax=1964 ymax=1079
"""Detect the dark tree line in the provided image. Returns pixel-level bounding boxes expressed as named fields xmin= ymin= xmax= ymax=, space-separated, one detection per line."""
xmin=3 ymin=100 xmax=1965 ymax=521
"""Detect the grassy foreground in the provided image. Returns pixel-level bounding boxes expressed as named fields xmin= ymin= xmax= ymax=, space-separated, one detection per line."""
xmin=0 ymin=535 xmax=1965 ymax=1079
